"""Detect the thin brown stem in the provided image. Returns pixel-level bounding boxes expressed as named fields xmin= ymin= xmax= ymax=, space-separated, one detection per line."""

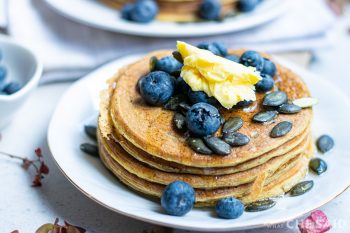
xmin=0 ymin=151 xmax=25 ymax=161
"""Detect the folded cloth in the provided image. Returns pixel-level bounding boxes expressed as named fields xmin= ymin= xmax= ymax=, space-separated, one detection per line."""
xmin=6 ymin=0 xmax=336 ymax=83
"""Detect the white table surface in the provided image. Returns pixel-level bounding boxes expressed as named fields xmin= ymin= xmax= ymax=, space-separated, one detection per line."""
xmin=1 ymin=9 xmax=350 ymax=233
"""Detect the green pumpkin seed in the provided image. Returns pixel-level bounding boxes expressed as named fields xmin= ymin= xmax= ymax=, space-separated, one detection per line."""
xmin=222 ymin=132 xmax=250 ymax=147
xmin=222 ymin=117 xmax=243 ymax=134
xmin=173 ymin=112 xmax=186 ymax=130
xmin=317 ymin=135 xmax=334 ymax=153
xmin=309 ymin=158 xmax=327 ymax=175
xmin=253 ymin=111 xmax=278 ymax=123
xmin=289 ymin=180 xmax=314 ymax=196
xmin=263 ymin=91 xmax=288 ymax=107
xmin=278 ymin=103 xmax=301 ymax=114
xmin=164 ymin=94 xmax=187 ymax=111
xmin=245 ymin=199 xmax=276 ymax=212
xmin=203 ymin=136 xmax=231 ymax=155
xmin=84 ymin=125 xmax=97 ymax=141
xmin=172 ymin=51 xmax=183 ymax=63
xmin=187 ymin=137 xmax=213 ymax=155
xmin=270 ymin=121 xmax=292 ymax=138
xmin=149 ymin=56 xmax=158 ymax=71
xmin=293 ymin=97 xmax=318 ymax=108
xmin=80 ymin=143 xmax=99 ymax=157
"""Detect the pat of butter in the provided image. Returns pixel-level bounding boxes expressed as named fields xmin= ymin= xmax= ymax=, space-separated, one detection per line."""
xmin=177 ymin=41 xmax=262 ymax=109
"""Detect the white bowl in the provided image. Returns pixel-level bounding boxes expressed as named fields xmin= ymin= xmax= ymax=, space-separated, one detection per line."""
xmin=0 ymin=36 xmax=43 ymax=129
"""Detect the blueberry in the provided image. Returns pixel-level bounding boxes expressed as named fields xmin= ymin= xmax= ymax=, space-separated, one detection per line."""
xmin=236 ymin=100 xmax=253 ymax=107
xmin=129 ymin=0 xmax=159 ymax=23
xmin=240 ymin=51 xmax=264 ymax=71
xmin=139 ymin=71 xmax=175 ymax=106
xmin=215 ymin=197 xmax=244 ymax=219
xmin=238 ymin=0 xmax=260 ymax=12
xmin=225 ymin=55 xmax=240 ymax=63
xmin=197 ymin=43 xmax=221 ymax=56
xmin=121 ymin=4 xmax=134 ymax=20
xmin=155 ymin=56 xmax=183 ymax=75
xmin=0 ymin=91 xmax=7 ymax=95
xmin=3 ymin=82 xmax=22 ymax=95
xmin=186 ymin=103 xmax=221 ymax=136
xmin=255 ymin=74 xmax=274 ymax=92
xmin=176 ymin=77 xmax=190 ymax=94
xmin=262 ymin=58 xmax=276 ymax=77
xmin=212 ymin=42 xmax=228 ymax=56
xmin=198 ymin=0 xmax=221 ymax=20
xmin=188 ymin=90 xmax=218 ymax=105
xmin=161 ymin=181 xmax=195 ymax=216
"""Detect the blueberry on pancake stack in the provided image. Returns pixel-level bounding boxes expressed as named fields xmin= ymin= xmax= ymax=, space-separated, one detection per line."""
xmin=100 ymin=0 xmax=263 ymax=23
xmin=98 ymin=41 xmax=314 ymax=207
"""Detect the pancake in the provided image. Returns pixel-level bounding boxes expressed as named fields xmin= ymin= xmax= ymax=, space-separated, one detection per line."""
xmin=104 ymin=50 xmax=313 ymax=168
xmin=100 ymin=0 xmax=239 ymax=22
xmin=99 ymin=140 xmax=310 ymax=206
xmin=99 ymin=126 xmax=311 ymax=188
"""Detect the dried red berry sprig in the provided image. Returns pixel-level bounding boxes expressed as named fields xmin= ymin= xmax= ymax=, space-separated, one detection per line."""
xmin=12 ymin=218 xmax=86 ymax=233
xmin=0 ymin=147 xmax=49 ymax=187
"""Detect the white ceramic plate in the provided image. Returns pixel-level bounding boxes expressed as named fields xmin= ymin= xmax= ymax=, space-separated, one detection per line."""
xmin=48 ymin=54 xmax=350 ymax=231
xmin=44 ymin=0 xmax=290 ymax=37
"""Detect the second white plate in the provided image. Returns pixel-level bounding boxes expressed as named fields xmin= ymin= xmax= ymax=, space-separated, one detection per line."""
xmin=44 ymin=0 xmax=290 ymax=37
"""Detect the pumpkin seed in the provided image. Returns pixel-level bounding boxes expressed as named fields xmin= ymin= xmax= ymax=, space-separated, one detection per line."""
xmin=245 ymin=199 xmax=276 ymax=212
xmin=149 ymin=56 xmax=158 ymax=71
xmin=187 ymin=137 xmax=213 ymax=155
xmin=263 ymin=91 xmax=288 ymax=107
xmin=164 ymin=94 xmax=187 ymax=111
xmin=253 ymin=111 xmax=278 ymax=123
xmin=172 ymin=51 xmax=183 ymax=63
xmin=289 ymin=180 xmax=314 ymax=196
xmin=222 ymin=132 xmax=250 ymax=147
xmin=80 ymin=143 xmax=99 ymax=157
xmin=309 ymin=158 xmax=327 ymax=175
xmin=278 ymin=103 xmax=301 ymax=114
xmin=173 ymin=112 xmax=186 ymax=130
xmin=220 ymin=116 xmax=225 ymax=125
xmin=317 ymin=135 xmax=334 ymax=153
xmin=222 ymin=117 xmax=243 ymax=134
xmin=270 ymin=121 xmax=292 ymax=138
xmin=179 ymin=102 xmax=191 ymax=112
xmin=293 ymin=97 xmax=318 ymax=108
xmin=203 ymin=136 xmax=231 ymax=155
xmin=84 ymin=125 xmax=97 ymax=141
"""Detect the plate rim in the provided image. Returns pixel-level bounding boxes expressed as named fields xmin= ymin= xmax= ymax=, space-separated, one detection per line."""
xmin=43 ymin=0 xmax=291 ymax=38
xmin=47 ymin=54 xmax=350 ymax=231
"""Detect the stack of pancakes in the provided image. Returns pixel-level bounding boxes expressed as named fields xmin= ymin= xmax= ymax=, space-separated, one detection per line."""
xmin=100 ymin=0 xmax=239 ymax=22
xmin=98 ymin=50 xmax=314 ymax=207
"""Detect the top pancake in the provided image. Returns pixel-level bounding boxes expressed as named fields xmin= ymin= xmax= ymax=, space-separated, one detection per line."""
xmin=103 ymin=50 xmax=312 ymax=168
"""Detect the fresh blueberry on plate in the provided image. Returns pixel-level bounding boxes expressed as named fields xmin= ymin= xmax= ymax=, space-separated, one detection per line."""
xmin=236 ymin=100 xmax=253 ymax=107
xmin=3 ymin=82 xmax=22 ymax=95
xmin=198 ymin=0 xmax=221 ymax=20
xmin=262 ymin=58 xmax=277 ymax=77
xmin=176 ymin=77 xmax=190 ymax=94
xmin=238 ymin=0 xmax=260 ymax=12
xmin=139 ymin=71 xmax=175 ymax=106
xmin=155 ymin=56 xmax=183 ymax=75
xmin=216 ymin=197 xmax=244 ymax=219
xmin=197 ymin=43 xmax=221 ymax=56
xmin=240 ymin=50 xmax=264 ymax=71
xmin=0 ymin=65 xmax=7 ymax=84
xmin=255 ymin=74 xmax=274 ymax=92
xmin=212 ymin=42 xmax=228 ymax=56
xmin=161 ymin=180 xmax=195 ymax=216
xmin=188 ymin=90 xmax=218 ymax=105
xmin=186 ymin=102 xmax=221 ymax=136
xmin=129 ymin=0 xmax=159 ymax=23
xmin=121 ymin=4 xmax=134 ymax=20
xmin=225 ymin=55 xmax=240 ymax=63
